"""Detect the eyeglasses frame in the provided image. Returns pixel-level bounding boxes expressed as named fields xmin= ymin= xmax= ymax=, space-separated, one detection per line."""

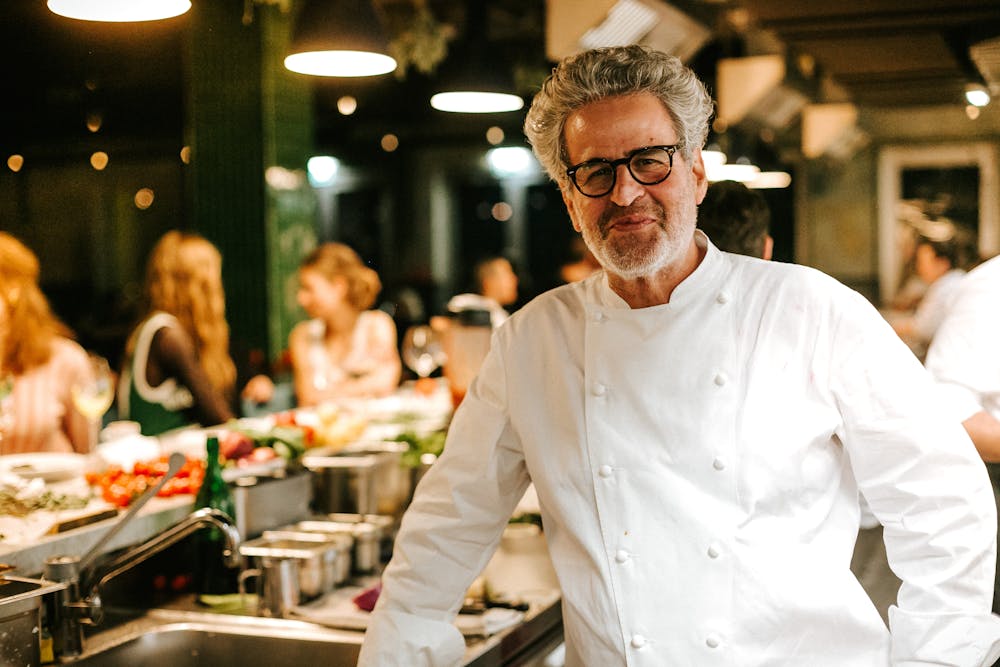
xmin=565 ymin=144 xmax=679 ymax=198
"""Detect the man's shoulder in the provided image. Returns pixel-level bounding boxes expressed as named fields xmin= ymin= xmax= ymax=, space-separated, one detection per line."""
xmin=730 ymin=255 xmax=848 ymax=296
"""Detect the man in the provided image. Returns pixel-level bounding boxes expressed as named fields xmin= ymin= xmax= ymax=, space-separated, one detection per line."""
xmin=359 ymin=46 xmax=1000 ymax=665
xmin=925 ymin=254 xmax=1000 ymax=611
xmin=697 ymin=179 xmax=773 ymax=259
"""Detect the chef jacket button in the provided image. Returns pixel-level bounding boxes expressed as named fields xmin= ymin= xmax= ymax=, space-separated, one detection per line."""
xmin=712 ymin=457 xmax=726 ymax=471
xmin=713 ymin=372 xmax=728 ymax=387
xmin=592 ymin=311 xmax=605 ymax=322
xmin=716 ymin=292 xmax=729 ymax=305
xmin=592 ymin=382 xmax=607 ymax=396
xmin=630 ymin=634 xmax=647 ymax=649
xmin=598 ymin=464 xmax=613 ymax=478
xmin=705 ymin=634 xmax=722 ymax=649
xmin=615 ymin=549 xmax=630 ymax=564
xmin=707 ymin=543 xmax=721 ymax=559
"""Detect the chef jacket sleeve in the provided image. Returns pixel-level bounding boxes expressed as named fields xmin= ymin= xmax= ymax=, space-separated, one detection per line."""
xmin=358 ymin=335 xmax=531 ymax=666
xmin=828 ymin=289 xmax=1000 ymax=666
xmin=924 ymin=271 xmax=1000 ymax=422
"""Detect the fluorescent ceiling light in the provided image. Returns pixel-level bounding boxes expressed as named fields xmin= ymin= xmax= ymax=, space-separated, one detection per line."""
xmin=47 ymin=0 xmax=190 ymax=22
xmin=579 ymin=0 xmax=658 ymax=50
xmin=430 ymin=92 xmax=524 ymax=114
xmin=747 ymin=171 xmax=792 ymax=189
xmin=285 ymin=51 xmax=396 ymax=78
xmin=707 ymin=162 xmax=761 ymax=183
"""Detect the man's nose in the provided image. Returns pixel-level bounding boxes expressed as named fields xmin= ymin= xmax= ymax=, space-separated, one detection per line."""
xmin=608 ymin=163 xmax=644 ymax=207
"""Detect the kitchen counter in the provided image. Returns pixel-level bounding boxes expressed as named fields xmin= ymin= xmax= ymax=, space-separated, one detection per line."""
xmin=0 ymin=495 xmax=195 ymax=577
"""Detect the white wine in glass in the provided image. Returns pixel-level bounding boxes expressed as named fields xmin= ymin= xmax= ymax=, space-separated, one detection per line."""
xmin=402 ymin=325 xmax=446 ymax=378
xmin=72 ymin=355 xmax=115 ymax=445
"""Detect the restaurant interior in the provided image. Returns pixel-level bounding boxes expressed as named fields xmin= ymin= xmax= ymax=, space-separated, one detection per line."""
xmin=0 ymin=2 xmax=999 ymax=664
xmin=1 ymin=0 xmax=999 ymax=372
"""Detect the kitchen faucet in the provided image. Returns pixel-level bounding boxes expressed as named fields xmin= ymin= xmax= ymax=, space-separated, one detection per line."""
xmin=42 ymin=453 xmax=241 ymax=659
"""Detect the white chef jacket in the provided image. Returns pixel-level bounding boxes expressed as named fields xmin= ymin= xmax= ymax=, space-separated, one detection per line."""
xmin=911 ymin=268 xmax=966 ymax=347
xmin=925 ymin=255 xmax=1000 ymax=422
xmin=360 ymin=234 xmax=1000 ymax=666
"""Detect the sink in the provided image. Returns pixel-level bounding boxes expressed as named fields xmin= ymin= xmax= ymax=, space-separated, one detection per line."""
xmin=71 ymin=612 xmax=363 ymax=666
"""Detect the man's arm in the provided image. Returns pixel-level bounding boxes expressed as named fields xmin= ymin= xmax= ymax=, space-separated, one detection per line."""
xmin=358 ymin=337 xmax=530 ymax=666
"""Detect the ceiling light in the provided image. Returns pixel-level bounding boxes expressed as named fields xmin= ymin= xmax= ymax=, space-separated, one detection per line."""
xmin=47 ymin=0 xmax=190 ymax=22
xmin=747 ymin=171 xmax=792 ymax=189
xmin=430 ymin=1 xmax=523 ymax=114
xmin=430 ymin=91 xmax=524 ymax=114
xmin=706 ymin=162 xmax=760 ymax=183
xmin=965 ymin=83 xmax=991 ymax=107
xmin=307 ymin=156 xmax=340 ymax=187
xmin=285 ymin=0 xmax=397 ymax=77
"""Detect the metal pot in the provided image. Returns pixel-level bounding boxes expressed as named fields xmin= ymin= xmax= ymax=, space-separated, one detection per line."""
xmin=303 ymin=442 xmax=410 ymax=518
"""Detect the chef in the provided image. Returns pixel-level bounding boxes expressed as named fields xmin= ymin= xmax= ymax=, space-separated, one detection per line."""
xmin=359 ymin=45 xmax=1000 ymax=666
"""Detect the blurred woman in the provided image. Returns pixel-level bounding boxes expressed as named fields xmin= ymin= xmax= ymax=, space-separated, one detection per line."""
xmin=117 ymin=231 xmax=241 ymax=436
xmin=0 ymin=232 xmax=93 ymax=453
xmin=290 ymin=243 xmax=401 ymax=405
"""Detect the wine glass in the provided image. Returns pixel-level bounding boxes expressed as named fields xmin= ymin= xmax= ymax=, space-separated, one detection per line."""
xmin=402 ymin=325 xmax=446 ymax=379
xmin=72 ymin=354 xmax=115 ymax=448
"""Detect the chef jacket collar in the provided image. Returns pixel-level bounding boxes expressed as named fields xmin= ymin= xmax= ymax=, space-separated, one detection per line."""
xmin=596 ymin=230 xmax=727 ymax=311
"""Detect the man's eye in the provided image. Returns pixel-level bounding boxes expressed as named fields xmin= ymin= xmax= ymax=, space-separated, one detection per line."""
xmin=580 ymin=163 xmax=612 ymax=180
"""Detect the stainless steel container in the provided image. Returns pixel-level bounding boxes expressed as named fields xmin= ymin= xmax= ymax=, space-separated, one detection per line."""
xmin=262 ymin=530 xmax=351 ymax=586
xmin=239 ymin=536 xmax=339 ymax=602
xmin=302 ymin=442 xmax=410 ymax=518
xmin=231 ymin=469 xmax=313 ymax=540
xmin=291 ymin=517 xmax=389 ymax=574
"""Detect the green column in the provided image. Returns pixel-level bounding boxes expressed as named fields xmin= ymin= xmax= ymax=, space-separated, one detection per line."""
xmin=185 ymin=0 xmax=315 ymax=367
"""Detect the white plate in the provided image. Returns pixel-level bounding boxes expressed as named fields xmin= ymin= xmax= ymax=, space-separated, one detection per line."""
xmin=0 ymin=452 xmax=87 ymax=483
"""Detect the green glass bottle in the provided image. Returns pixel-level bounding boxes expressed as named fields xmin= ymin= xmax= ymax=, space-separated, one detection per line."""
xmin=194 ymin=435 xmax=238 ymax=599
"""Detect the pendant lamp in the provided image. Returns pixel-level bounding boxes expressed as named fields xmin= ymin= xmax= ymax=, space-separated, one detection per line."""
xmin=284 ymin=0 xmax=397 ymax=78
xmin=47 ymin=0 xmax=191 ymax=22
xmin=429 ymin=1 xmax=523 ymax=113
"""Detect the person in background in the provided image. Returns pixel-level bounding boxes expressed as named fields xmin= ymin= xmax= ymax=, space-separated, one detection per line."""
xmin=891 ymin=231 xmax=967 ymax=359
xmin=117 ymin=230 xmax=271 ymax=436
xmin=0 ymin=232 xmax=93 ymax=453
xmin=289 ymin=243 xmax=401 ymax=406
xmin=446 ymin=255 xmax=519 ymax=329
xmin=697 ymin=179 xmax=772 ymax=259
xmin=925 ymin=253 xmax=1000 ymax=610
xmin=359 ymin=45 xmax=1000 ymax=666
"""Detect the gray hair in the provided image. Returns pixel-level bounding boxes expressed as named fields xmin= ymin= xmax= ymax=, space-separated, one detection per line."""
xmin=524 ymin=45 xmax=714 ymax=185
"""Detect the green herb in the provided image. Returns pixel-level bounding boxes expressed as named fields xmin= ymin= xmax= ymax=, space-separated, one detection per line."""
xmin=0 ymin=490 xmax=91 ymax=517
xmin=392 ymin=430 xmax=446 ymax=469
xmin=224 ymin=422 xmax=307 ymax=462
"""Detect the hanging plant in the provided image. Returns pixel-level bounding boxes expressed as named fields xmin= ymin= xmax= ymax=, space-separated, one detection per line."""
xmin=387 ymin=2 xmax=456 ymax=78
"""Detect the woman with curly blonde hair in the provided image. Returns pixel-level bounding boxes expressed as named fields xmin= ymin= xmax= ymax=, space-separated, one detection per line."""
xmin=0 ymin=232 xmax=93 ymax=453
xmin=289 ymin=243 xmax=401 ymax=405
xmin=117 ymin=231 xmax=240 ymax=435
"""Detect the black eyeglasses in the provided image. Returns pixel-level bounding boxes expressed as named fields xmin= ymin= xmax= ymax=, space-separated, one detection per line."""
xmin=565 ymin=145 xmax=678 ymax=198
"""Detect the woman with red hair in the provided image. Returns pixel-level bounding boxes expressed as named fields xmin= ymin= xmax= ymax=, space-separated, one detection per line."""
xmin=0 ymin=232 xmax=93 ymax=453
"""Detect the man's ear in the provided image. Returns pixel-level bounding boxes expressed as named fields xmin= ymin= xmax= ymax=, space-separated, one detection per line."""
xmin=691 ymin=148 xmax=709 ymax=204
xmin=561 ymin=185 xmax=583 ymax=232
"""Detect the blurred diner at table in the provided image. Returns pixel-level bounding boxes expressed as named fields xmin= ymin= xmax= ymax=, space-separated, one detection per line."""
xmin=445 ymin=254 xmax=519 ymax=330
xmin=889 ymin=228 xmax=969 ymax=360
xmin=0 ymin=232 xmax=94 ymax=454
xmin=116 ymin=230 xmax=271 ymax=436
xmin=289 ymin=242 xmax=401 ymax=406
